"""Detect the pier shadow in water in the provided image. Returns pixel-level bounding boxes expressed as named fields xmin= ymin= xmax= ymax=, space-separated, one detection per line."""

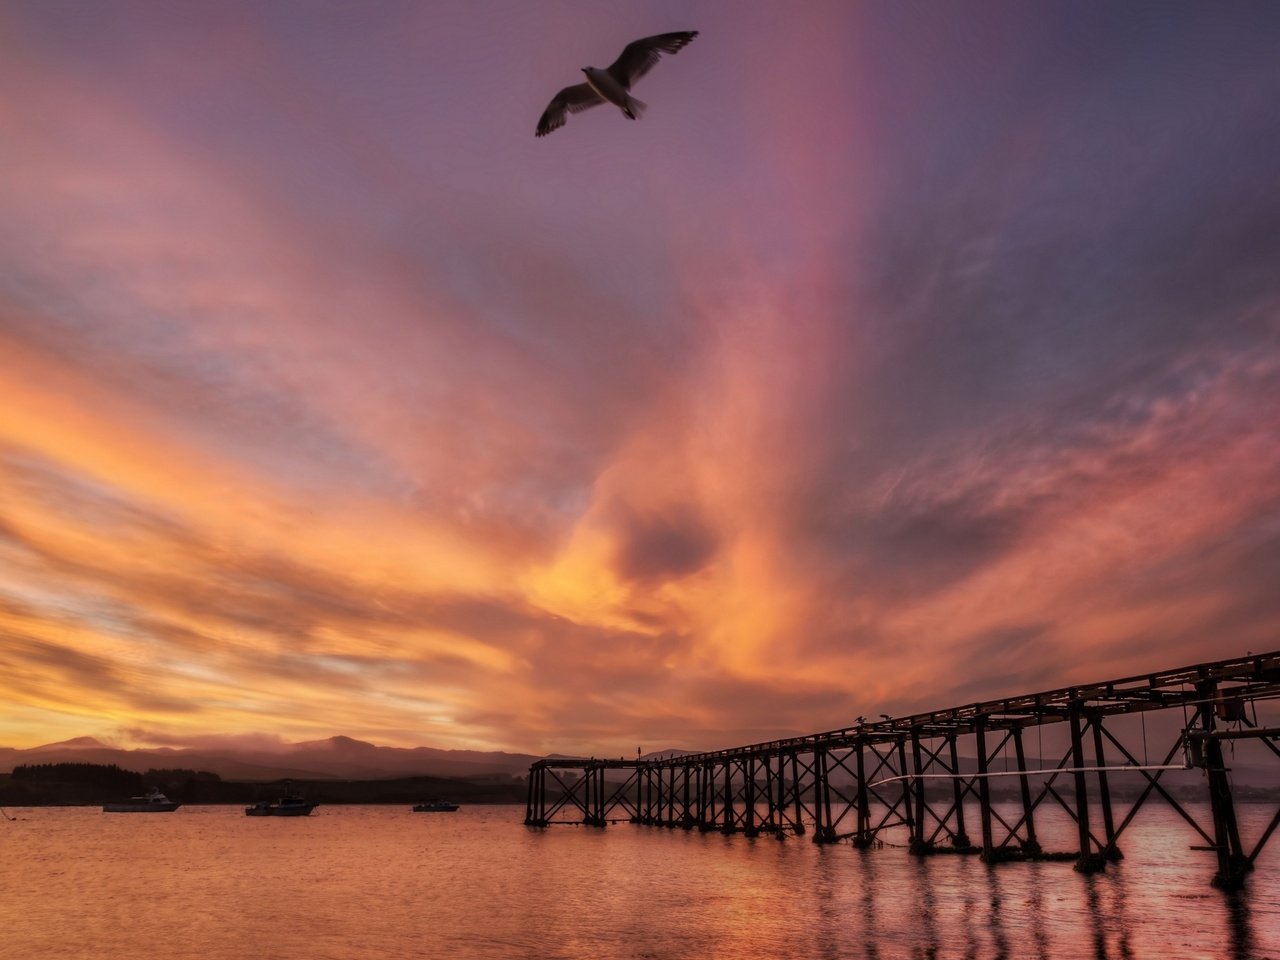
xmin=850 ymin=853 xmax=1179 ymax=960
xmin=1224 ymin=892 xmax=1257 ymax=960
xmin=983 ymin=864 xmax=1011 ymax=960
xmin=811 ymin=847 xmax=848 ymax=960
xmin=907 ymin=858 xmax=940 ymax=960
xmin=1021 ymin=863 xmax=1053 ymax=960
xmin=1083 ymin=872 xmax=1134 ymax=960
xmin=856 ymin=849 xmax=883 ymax=960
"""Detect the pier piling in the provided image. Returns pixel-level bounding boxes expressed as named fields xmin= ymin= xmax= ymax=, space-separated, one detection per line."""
xmin=525 ymin=651 xmax=1280 ymax=889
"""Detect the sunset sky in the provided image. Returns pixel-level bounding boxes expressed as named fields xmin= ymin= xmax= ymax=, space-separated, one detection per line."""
xmin=2 ymin=1 xmax=1278 ymax=755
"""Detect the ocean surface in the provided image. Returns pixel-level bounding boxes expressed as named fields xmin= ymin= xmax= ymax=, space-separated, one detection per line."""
xmin=2 ymin=802 xmax=1276 ymax=960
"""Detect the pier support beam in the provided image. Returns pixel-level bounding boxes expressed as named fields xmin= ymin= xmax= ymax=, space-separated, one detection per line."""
xmin=897 ymin=737 xmax=914 ymax=851
xmin=681 ymin=764 xmax=693 ymax=829
xmin=975 ymin=717 xmax=996 ymax=861
xmin=722 ymin=759 xmax=737 ymax=834
xmin=1090 ymin=716 xmax=1121 ymax=860
xmin=909 ymin=729 xmax=929 ymax=855
xmin=852 ymin=741 xmax=873 ymax=848
xmin=699 ymin=762 xmax=717 ymax=831
xmin=949 ymin=734 xmax=972 ymax=849
xmin=1198 ymin=678 xmax=1249 ymax=890
xmin=1069 ymin=699 xmax=1105 ymax=873
xmin=524 ymin=765 xmax=547 ymax=826
xmin=790 ymin=752 xmax=807 ymax=835
xmin=583 ymin=764 xmax=605 ymax=827
xmin=812 ymin=747 xmax=837 ymax=843
xmin=1012 ymin=726 xmax=1039 ymax=855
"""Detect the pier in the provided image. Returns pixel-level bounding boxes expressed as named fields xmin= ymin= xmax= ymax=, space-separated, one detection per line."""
xmin=526 ymin=651 xmax=1280 ymax=890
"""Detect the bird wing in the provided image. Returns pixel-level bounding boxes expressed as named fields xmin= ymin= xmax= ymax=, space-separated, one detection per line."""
xmin=536 ymin=83 xmax=606 ymax=137
xmin=605 ymin=31 xmax=698 ymax=89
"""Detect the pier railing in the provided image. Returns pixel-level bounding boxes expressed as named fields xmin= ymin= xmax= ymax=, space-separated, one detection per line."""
xmin=525 ymin=650 xmax=1280 ymax=890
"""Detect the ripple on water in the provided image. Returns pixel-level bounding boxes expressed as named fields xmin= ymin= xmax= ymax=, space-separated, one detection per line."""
xmin=0 ymin=803 xmax=1276 ymax=960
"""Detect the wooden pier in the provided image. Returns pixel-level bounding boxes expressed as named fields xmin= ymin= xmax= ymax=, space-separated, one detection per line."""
xmin=526 ymin=651 xmax=1280 ymax=890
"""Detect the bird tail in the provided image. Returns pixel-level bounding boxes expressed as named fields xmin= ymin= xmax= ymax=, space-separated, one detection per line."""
xmin=624 ymin=96 xmax=647 ymax=120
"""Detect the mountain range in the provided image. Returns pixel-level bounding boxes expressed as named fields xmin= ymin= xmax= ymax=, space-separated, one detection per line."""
xmin=0 ymin=736 xmax=541 ymax=782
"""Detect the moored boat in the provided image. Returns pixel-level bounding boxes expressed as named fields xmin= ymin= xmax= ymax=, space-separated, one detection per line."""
xmin=412 ymin=799 xmax=460 ymax=812
xmin=244 ymin=794 xmax=317 ymax=817
xmin=103 ymin=789 xmax=180 ymax=813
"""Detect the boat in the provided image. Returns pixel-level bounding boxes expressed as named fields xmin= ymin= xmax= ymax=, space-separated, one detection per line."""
xmin=412 ymin=799 xmax=460 ymax=812
xmin=244 ymin=794 xmax=318 ymax=817
xmin=103 ymin=789 xmax=181 ymax=813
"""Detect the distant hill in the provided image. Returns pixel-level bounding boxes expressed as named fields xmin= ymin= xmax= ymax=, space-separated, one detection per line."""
xmin=0 ymin=736 xmax=542 ymax=782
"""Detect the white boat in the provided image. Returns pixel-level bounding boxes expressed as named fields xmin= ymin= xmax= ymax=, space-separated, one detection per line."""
xmin=103 ymin=789 xmax=180 ymax=813
xmin=412 ymin=799 xmax=460 ymax=812
xmin=244 ymin=794 xmax=317 ymax=817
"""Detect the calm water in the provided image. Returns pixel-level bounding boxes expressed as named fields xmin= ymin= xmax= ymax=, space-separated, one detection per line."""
xmin=2 ymin=803 xmax=1277 ymax=959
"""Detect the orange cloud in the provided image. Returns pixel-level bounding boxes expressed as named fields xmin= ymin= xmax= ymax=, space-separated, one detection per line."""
xmin=2 ymin=1 xmax=1278 ymax=757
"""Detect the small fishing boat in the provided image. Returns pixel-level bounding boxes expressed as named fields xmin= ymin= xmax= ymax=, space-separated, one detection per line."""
xmin=103 ymin=789 xmax=180 ymax=813
xmin=412 ymin=799 xmax=460 ymax=812
xmin=245 ymin=794 xmax=317 ymax=817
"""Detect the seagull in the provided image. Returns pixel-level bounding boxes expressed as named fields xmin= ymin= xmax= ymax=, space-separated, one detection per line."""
xmin=536 ymin=31 xmax=698 ymax=137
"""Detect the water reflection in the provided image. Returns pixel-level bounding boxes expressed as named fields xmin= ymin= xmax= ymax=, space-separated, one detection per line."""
xmin=894 ymin=855 xmax=1018 ymax=959
xmin=1022 ymin=862 xmax=1053 ymax=960
xmin=908 ymin=858 xmax=939 ymax=960
xmin=1224 ymin=892 xmax=1257 ymax=960
xmin=1109 ymin=872 xmax=1134 ymax=960
xmin=2 ymin=805 xmax=1276 ymax=960
xmin=984 ymin=865 xmax=1010 ymax=960
xmin=1082 ymin=872 xmax=1133 ymax=960
xmin=957 ymin=862 xmax=981 ymax=960
xmin=858 ymin=850 xmax=1172 ymax=960
xmin=809 ymin=845 xmax=844 ymax=960
xmin=856 ymin=849 xmax=882 ymax=960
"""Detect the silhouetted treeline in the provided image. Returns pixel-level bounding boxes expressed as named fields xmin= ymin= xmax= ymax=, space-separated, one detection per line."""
xmin=2 ymin=762 xmax=223 ymax=806
xmin=0 ymin=763 xmax=526 ymax=806
xmin=269 ymin=775 xmax=526 ymax=805
xmin=12 ymin=762 xmax=142 ymax=785
xmin=144 ymin=768 xmax=222 ymax=784
xmin=11 ymin=762 xmax=221 ymax=784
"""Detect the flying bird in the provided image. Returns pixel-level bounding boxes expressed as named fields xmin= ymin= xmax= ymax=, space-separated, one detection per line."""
xmin=536 ymin=31 xmax=698 ymax=138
